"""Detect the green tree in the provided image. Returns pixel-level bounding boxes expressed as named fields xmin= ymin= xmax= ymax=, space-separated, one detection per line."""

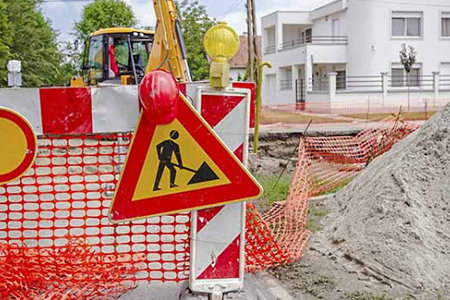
xmin=75 ymin=0 xmax=136 ymax=42
xmin=178 ymin=0 xmax=215 ymax=81
xmin=2 ymin=0 xmax=64 ymax=87
xmin=0 ymin=0 xmax=11 ymax=87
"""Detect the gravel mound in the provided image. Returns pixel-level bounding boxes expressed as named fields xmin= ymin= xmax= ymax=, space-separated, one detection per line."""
xmin=316 ymin=104 xmax=450 ymax=296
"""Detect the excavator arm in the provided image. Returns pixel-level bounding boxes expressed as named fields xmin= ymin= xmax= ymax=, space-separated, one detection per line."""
xmin=146 ymin=0 xmax=191 ymax=82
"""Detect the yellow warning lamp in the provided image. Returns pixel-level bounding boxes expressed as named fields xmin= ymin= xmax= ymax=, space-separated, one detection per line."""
xmin=203 ymin=22 xmax=240 ymax=88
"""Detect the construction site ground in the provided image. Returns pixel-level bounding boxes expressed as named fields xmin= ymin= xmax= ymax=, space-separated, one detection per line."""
xmin=251 ymin=123 xmax=449 ymax=300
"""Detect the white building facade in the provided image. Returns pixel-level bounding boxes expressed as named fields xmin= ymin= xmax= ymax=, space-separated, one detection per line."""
xmin=262 ymin=0 xmax=450 ymax=111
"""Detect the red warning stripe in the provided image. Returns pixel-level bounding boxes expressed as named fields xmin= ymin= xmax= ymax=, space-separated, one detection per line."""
xmin=197 ymin=235 xmax=241 ymax=279
xmin=39 ymin=87 xmax=93 ymax=135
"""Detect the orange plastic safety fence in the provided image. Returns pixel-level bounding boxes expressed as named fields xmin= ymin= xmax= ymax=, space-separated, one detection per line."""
xmin=245 ymin=117 xmax=418 ymax=271
xmin=0 ymin=133 xmax=190 ymax=298
xmin=0 ymin=120 xmax=417 ymax=298
xmin=0 ymin=239 xmax=142 ymax=299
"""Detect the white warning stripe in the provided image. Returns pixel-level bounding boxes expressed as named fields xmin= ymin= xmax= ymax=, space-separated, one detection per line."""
xmin=194 ymin=202 xmax=242 ymax=276
xmin=212 ymin=99 xmax=247 ymax=153
xmin=91 ymin=86 xmax=140 ymax=133
xmin=194 ymin=92 xmax=247 ymax=279
xmin=0 ymin=88 xmax=43 ymax=134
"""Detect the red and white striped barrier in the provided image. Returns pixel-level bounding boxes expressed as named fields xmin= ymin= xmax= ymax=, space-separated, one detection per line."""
xmin=0 ymin=86 xmax=139 ymax=135
xmin=189 ymin=85 xmax=252 ymax=293
xmin=0 ymin=82 xmax=256 ymax=294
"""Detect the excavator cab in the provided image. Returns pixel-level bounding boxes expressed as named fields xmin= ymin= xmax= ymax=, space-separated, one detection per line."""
xmin=71 ymin=28 xmax=154 ymax=86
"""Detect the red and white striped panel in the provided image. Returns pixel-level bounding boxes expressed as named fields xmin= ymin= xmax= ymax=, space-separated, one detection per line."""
xmin=180 ymin=81 xmax=256 ymax=129
xmin=190 ymin=87 xmax=251 ymax=293
xmin=0 ymin=86 xmax=139 ymax=135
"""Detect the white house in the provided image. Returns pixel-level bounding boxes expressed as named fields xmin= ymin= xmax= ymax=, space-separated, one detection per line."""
xmin=261 ymin=0 xmax=450 ymax=111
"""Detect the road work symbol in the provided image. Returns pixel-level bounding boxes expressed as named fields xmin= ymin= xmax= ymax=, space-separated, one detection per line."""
xmin=108 ymin=93 xmax=262 ymax=223
xmin=153 ymin=130 xmax=219 ymax=191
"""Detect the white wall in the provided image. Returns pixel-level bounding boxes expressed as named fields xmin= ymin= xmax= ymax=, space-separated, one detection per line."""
xmin=230 ymin=68 xmax=246 ymax=81
xmin=311 ymin=11 xmax=346 ymax=36
xmin=261 ymin=0 xmax=450 ymax=106
xmin=345 ymin=0 xmax=450 ymax=76
xmin=282 ymin=24 xmax=301 ymax=43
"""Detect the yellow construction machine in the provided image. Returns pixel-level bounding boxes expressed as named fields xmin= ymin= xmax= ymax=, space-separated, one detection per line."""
xmin=71 ymin=0 xmax=190 ymax=87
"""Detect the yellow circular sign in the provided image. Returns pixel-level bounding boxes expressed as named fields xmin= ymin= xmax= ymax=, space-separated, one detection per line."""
xmin=0 ymin=107 xmax=37 ymax=185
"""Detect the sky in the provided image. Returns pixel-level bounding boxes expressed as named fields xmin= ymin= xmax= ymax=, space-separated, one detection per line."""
xmin=40 ymin=0 xmax=330 ymax=42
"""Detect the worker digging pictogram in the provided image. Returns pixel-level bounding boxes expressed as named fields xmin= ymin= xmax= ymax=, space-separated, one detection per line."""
xmin=153 ymin=129 xmax=220 ymax=192
xmin=108 ymin=90 xmax=262 ymax=223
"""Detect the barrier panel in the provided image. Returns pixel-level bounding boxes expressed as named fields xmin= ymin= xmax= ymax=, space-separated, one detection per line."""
xmin=0 ymin=132 xmax=191 ymax=298
xmin=0 ymin=85 xmax=419 ymax=298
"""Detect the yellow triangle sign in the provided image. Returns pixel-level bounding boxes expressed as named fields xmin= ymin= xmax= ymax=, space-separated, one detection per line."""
xmin=109 ymin=94 xmax=262 ymax=223
xmin=133 ymin=118 xmax=230 ymax=200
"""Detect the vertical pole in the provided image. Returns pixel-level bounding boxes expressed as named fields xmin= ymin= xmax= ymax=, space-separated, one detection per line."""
xmin=247 ymin=0 xmax=254 ymax=82
xmin=251 ymin=0 xmax=259 ymax=82
xmin=432 ymin=71 xmax=440 ymax=107
xmin=254 ymin=62 xmax=272 ymax=154
xmin=328 ymin=72 xmax=337 ymax=102
xmin=381 ymin=72 xmax=388 ymax=113
xmin=407 ymin=72 xmax=410 ymax=112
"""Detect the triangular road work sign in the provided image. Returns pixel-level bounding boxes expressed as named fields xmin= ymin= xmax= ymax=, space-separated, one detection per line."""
xmin=108 ymin=93 xmax=262 ymax=223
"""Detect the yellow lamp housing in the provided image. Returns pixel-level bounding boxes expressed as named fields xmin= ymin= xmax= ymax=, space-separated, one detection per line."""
xmin=203 ymin=22 xmax=240 ymax=88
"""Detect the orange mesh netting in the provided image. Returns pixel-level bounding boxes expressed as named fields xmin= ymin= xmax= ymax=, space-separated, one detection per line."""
xmin=0 ymin=239 xmax=143 ymax=299
xmin=0 ymin=119 xmax=417 ymax=298
xmin=0 ymin=133 xmax=190 ymax=298
xmin=245 ymin=117 xmax=418 ymax=271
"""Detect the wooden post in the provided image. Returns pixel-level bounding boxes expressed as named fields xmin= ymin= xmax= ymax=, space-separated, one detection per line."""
xmin=251 ymin=0 xmax=259 ymax=82
xmin=246 ymin=0 xmax=254 ymax=82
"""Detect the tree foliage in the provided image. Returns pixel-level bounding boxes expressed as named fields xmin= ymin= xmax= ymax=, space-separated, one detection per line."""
xmin=75 ymin=0 xmax=136 ymax=42
xmin=178 ymin=0 xmax=215 ymax=81
xmin=0 ymin=0 xmax=11 ymax=87
xmin=0 ymin=0 xmax=65 ymax=87
xmin=399 ymin=44 xmax=416 ymax=73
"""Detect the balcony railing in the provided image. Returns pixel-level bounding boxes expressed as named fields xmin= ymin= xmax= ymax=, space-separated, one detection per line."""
xmin=439 ymin=75 xmax=450 ymax=90
xmin=280 ymin=79 xmax=293 ymax=90
xmin=389 ymin=75 xmax=434 ymax=89
xmin=280 ymin=36 xmax=348 ymax=51
xmin=264 ymin=44 xmax=276 ymax=54
xmin=337 ymin=75 xmax=383 ymax=90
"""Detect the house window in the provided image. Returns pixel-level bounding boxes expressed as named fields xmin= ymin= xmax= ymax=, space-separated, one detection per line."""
xmin=280 ymin=67 xmax=293 ymax=90
xmin=392 ymin=12 xmax=422 ymax=37
xmin=336 ymin=70 xmax=346 ymax=90
xmin=391 ymin=67 xmax=421 ymax=87
xmin=442 ymin=13 xmax=450 ymax=37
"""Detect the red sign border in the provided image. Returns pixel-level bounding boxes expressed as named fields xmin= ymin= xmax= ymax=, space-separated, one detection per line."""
xmin=108 ymin=94 xmax=262 ymax=223
xmin=0 ymin=107 xmax=37 ymax=184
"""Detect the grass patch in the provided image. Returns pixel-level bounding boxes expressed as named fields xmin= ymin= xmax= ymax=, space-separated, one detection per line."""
xmin=306 ymin=201 xmax=329 ymax=233
xmin=296 ymin=275 xmax=336 ymax=298
xmin=344 ymin=292 xmax=394 ymax=300
xmin=255 ymin=174 xmax=291 ymax=207
xmin=342 ymin=111 xmax=436 ymax=121
xmin=315 ymin=177 xmax=354 ymax=196
xmin=271 ymin=262 xmax=336 ymax=298
xmin=261 ymin=108 xmax=347 ymax=124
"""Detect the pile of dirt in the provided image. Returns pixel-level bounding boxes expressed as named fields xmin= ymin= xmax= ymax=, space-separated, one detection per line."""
xmin=311 ymin=104 xmax=450 ymax=298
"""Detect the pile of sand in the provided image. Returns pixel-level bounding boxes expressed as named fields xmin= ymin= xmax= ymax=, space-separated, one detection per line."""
xmin=314 ymin=104 xmax=450 ymax=297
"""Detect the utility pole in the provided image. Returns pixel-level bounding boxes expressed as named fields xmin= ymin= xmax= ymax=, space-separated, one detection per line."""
xmin=246 ymin=0 xmax=255 ymax=82
xmin=251 ymin=0 xmax=259 ymax=82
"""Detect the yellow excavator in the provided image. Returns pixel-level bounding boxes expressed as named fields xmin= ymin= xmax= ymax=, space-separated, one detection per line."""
xmin=70 ymin=0 xmax=190 ymax=87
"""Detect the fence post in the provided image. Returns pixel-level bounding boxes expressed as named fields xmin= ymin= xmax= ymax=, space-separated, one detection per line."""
xmin=328 ymin=72 xmax=337 ymax=102
xmin=433 ymin=71 xmax=440 ymax=105
xmin=381 ymin=72 xmax=388 ymax=102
